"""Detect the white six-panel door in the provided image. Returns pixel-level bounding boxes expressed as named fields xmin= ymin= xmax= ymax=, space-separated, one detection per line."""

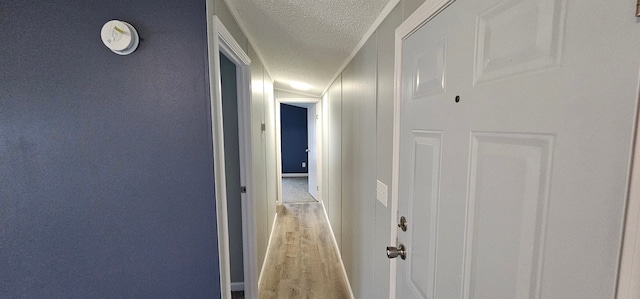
xmin=393 ymin=0 xmax=640 ymax=298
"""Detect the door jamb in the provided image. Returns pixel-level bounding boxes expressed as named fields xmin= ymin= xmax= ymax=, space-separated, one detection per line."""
xmin=275 ymin=97 xmax=323 ymax=205
xmin=207 ymin=15 xmax=257 ymax=299
xmin=389 ymin=1 xmax=457 ymax=298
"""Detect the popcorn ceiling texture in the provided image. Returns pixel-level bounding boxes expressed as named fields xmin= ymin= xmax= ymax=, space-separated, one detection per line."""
xmin=225 ymin=0 xmax=390 ymax=96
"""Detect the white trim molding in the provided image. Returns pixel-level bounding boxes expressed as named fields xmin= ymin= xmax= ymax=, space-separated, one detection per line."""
xmin=258 ymin=213 xmax=278 ymax=289
xmin=389 ymin=1 xmax=456 ymax=298
xmin=207 ymin=15 xmax=258 ymax=299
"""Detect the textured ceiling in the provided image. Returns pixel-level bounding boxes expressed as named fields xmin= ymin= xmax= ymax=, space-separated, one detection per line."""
xmin=224 ymin=0 xmax=392 ymax=96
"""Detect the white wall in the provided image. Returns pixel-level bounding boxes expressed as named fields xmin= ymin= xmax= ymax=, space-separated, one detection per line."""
xmin=263 ymin=71 xmax=277 ymax=241
xmin=248 ymin=44 xmax=276 ymax=272
xmin=321 ymin=1 xmax=426 ymax=298
xmin=325 ymin=78 xmax=343 ymax=249
xmin=341 ymin=35 xmax=378 ymax=299
xmin=373 ymin=5 xmax=402 ymax=297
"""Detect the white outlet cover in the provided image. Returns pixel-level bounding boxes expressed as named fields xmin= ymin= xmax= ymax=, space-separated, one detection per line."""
xmin=376 ymin=180 xmax=388 ymax=207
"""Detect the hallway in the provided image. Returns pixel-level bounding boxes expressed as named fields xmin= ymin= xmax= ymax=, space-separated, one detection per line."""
xmin=258 ymin=202 xmax=351 ymax=298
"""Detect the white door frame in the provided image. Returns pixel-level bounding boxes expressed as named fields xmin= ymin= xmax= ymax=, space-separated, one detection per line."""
xmin=275 ymin=97 xmax=323 ymax=205
xmin=389 ymin=1 xmax=640 ymax=298
xmin=207 ymin=15 xmax=258 ymax=299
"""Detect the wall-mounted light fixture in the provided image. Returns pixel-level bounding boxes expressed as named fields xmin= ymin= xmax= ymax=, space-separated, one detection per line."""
xmin=101 ymin=20 xmax=139 ymax=55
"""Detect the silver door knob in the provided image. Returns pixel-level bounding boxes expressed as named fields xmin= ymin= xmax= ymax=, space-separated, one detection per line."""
xmin=386 ymin=244 xmax=406 ymax=260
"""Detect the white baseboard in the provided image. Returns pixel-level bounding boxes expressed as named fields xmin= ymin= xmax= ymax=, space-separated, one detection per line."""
xmin=282 ymin=173 xmax=308 ymax=178
xmin=258 ymin=212 xmax=279 ymax=289
xmin=230 ymin=282 xmax=244 ymax=292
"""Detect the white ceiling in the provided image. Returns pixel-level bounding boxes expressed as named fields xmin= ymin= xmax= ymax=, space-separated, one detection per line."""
xmin=224 ymin=0 xmax=393 ymax=96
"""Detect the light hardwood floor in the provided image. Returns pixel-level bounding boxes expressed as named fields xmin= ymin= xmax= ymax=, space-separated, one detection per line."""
xmin=258 ymin=202 xmax=351 ymax=299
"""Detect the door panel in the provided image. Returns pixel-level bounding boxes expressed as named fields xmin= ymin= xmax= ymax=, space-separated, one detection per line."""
xmin=413 ymin=38 xmax=447 ymax=97
xmin=464 ymin=133 xmax=553 ymax=299
xmin=404 ymin=131 xmax=442 ymax=299
xmin=474 ymin=0 xmax=566 ymax=84
xmin=394 ymin=0 xmax=640 ymax=298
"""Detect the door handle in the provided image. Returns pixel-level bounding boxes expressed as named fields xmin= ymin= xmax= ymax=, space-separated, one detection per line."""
xmin=386 ymin=244 xmax=406 ymax=260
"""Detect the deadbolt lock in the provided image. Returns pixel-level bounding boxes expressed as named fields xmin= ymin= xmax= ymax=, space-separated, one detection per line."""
xmin=398 ymin=216 xmax=407 ymax=232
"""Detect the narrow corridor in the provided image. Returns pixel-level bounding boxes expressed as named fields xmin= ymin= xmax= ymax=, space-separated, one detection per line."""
xmin=258 ymin=202 xmax=351 ymax=298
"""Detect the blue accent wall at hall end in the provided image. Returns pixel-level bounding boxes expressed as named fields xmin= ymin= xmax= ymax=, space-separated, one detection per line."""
xmin=0 ymin=0 xmax=221 ymax=297
xmin=280 ymin=104 xmax=308 ymax=173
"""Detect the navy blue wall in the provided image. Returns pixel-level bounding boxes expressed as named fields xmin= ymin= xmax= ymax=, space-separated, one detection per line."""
xmin=280 ymin=104 xmax=308 ymax=173
xmin=0 ymin=0 xmax=221 ymax=297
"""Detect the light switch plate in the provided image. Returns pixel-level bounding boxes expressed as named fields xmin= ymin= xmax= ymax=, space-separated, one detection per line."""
xmin=376 ymin=180 xmax=388 ymax=207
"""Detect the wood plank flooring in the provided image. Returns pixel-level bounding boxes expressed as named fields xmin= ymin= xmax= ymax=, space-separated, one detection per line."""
xmin=258 ymin=202 xmax=351 ymax=299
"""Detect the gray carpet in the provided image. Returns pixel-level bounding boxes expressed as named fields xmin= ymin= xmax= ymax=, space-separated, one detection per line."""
xmin=282 ymin=177 xmax=317 ymax=203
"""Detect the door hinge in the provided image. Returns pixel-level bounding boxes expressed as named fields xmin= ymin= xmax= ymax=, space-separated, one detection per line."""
xmin=637 ymin=0 xmax=640 ymax=17
xmin=261 ymin=123 xmax=266 ymax=132
xmin=241 ymin=186 xmax=247 ymax=193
